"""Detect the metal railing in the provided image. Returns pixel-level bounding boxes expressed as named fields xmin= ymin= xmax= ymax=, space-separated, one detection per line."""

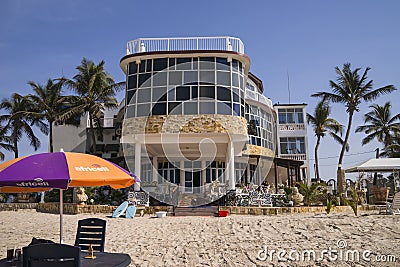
xmin=280 ymin=154 xmax=307 ymax=161
xmin=126 ymin=36 xmax=244 ymax=55
xmin=245 ymin=90 xmax=273 ymax=108
xmin=278 ymin=124 xmax=306 ymax=131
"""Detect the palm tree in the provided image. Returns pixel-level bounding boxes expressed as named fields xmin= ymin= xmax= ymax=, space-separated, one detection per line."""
xmin=61 ymin=58 xmax=124 ymax=155
xmin=25 ymin=79 xmax=75 ymax=152
xmin=312 ymin=63 xmax=396 ymax=193
xmin=0 ymin=125 xmax=13 ymax=161
xmin=355 ymin=102 xmax=400 ymax=148
xmin=0 ymin=93 xmax=44 ymax=158
xmin=307 ymin=99 xmax=347 ymax=182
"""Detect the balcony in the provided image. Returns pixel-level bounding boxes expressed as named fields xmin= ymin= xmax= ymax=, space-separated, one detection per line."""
xmin=245 ymin=90 xmax=273 ymax=108
xmin=280 ymin=154 xmax=307 ymax=161
xmin=278 ymin=124 xmax=306 ymax=131
xmin=126 ymin=36 xmax=244 ymax=55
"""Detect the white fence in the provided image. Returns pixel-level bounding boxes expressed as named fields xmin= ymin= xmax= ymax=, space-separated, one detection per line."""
xmin=126 ymin=36 xmax=244 ymax=55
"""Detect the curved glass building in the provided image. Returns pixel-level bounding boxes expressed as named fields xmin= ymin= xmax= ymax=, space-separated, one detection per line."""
xmin=118 ymin=37 xmax=308 ymax=206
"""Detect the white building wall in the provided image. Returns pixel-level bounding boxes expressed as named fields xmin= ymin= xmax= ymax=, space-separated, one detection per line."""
xmin=274 ymin=104 xmax=310 ymax=183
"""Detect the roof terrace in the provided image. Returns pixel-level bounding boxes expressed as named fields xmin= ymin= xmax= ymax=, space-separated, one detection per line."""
xmin=126 ymin=36 xmax=244 ymax=55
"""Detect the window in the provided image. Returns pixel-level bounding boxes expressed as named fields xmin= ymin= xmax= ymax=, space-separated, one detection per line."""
xmin=280 ymin=137 xmax=305 ymax=154
xmin=176 ymin=86 xmax=190 ymax=100
xmin=153 ymin=58 xmax=168 ymax=72
xmin=199 ymin=86 xmax=215 ymax=99
xmin=217 ymin=71 xmax=230 ymax=86
xmin=128 ymin=62 xmax=137 ymax=75
xmin=128 ymin=74 xmax=137 ymax=89
xmin=176 ymin=58 xmax=191 ymax=70
xmin=278 ymin=108 xmax=304 ymax=124
xmin=169 ymin=71 xmax=182 ymax=85
xmin=217 ymin=86 xmax=231 ymax=101
xmin=152 ymin=103 xmax=166 ymax=115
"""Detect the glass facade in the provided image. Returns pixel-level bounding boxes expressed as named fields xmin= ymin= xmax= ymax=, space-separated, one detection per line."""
xmin=126 ymin=57 xmax=245 ymax=117
xmin=245 ymin=103 xmax=275 ymax=150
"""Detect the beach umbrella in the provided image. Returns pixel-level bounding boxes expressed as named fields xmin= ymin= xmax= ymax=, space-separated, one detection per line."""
xmin=0 ymin=151 xmax=135 ymax=243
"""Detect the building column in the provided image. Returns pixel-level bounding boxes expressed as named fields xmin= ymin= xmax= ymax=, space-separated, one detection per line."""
xmin=152 ymin=156 xmax=158 ymax=183
xmin=135 ymin=143 xmax=141 ymax=180
xmin=201 ymin=161 xmax=206 ymax=193
xmin=180 ymin=161 xmax=185 ymax=192
xmin=226 ymin=141 xmax=235 ymax=190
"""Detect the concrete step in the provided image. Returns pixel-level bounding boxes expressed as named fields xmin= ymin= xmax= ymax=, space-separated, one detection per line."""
xmin=174 ymin=206 xmax=218 ymax=216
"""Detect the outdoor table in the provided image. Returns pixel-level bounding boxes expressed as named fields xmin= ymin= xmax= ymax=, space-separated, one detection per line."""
xmin=0 ymin=252 xmax=131 ymax=267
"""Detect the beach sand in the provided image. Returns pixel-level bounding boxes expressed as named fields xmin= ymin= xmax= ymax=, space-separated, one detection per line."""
xmin=1 ymin=209 xmax=399 ymax=266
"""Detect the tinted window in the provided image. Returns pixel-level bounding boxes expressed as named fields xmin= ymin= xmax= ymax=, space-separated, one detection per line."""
xmin=217 ymin=86 xmax=231 ymax=101
xmin=176 ymin=86 xmax=190 ymax=101
xmin=184 ymin=71 xmax=198 ymax=84
xmin=153 ymin=87 xmax=167 ymax=102
xmin=146 ymin=59 xmax=152 ymax=72
xmin=199 ymin=57 xmax=214 ymax=69
xmin=199 ymin=86 xmax=215 ymax=99
xmin=216 ymin=57 xmax=230 ymax=71
xmin=176 ymin=58 xmax=192 ymax=70
xmin=138 ymin=73 xmax=151 ymax=87
xmin=139 ymin=61 xmax=145 ymax=73
xmin=168 ymin=102 xmax=182 ymax=114
xmin=128 ymin=75 xmax=137 ymax=89
xmin=128 ymin=63 xmax=137 ymax=75
xmin=169 ymin=71 xmax=182 ymax=85
xmin=152 ymin=103 xmax=166 ymax=115
xmin=127 ymin=90 xmax=136 ymax=104
xmin=199 ymin=102 xmax=215 ymax=114
xmin=153 ymin=58 xmax=168 ymax=72
xmin=217 ymin=71 xmax=230 ymax=86
xmin=153 ymin=72 xmax=167 ymax=86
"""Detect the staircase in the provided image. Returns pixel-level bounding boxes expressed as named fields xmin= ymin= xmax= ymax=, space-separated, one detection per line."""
xmin=174 ymin=206 xmax=218 ymax=216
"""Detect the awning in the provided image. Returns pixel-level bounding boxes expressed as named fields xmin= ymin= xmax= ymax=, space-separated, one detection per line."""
xmin=345 ymin=158 xmax=400 ymax=173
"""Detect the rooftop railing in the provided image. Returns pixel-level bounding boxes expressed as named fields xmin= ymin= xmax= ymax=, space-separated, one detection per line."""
xmin=126 ymin=36 xmax=244 ymax=55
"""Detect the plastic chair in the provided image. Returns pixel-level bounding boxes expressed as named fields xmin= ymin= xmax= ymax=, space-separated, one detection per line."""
xmin=74 ymin=218 xmax=106 ymax=252
xmin=23 ymin=243 xmax=81 ymax=267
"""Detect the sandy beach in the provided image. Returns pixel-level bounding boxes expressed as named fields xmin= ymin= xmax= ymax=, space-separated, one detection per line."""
xmin=1 ymin=210 xmax=400 ymax=266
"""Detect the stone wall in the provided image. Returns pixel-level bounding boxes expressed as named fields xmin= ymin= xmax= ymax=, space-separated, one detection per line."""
xmin=123 ymin=114 xmax=248 ymax=135
xmin=219 ymin=205 xmax=379 ymax=216
xmin=0 ymin=203 xmax=38 ymax=211
xmin=242 ymin=144 xmax=275 ymax=157
xmin=34 ymin=203 xmax=173 ymax=215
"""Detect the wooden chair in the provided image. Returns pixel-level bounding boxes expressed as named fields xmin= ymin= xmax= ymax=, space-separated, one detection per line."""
xmin=74 ymin=218 xmax=106 ymax=252
xmin=387 ymin=192 xmax=400 ymax=215
xmin=23 ymin=243 xmax=81 ymax=267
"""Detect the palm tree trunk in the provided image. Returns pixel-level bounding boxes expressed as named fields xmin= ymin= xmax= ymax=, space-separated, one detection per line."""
xmin=337 ymin=111 xmax=354 ymax=193
xmin=315 ymin=135 xmax=321 ymax=183
xmin=49 ymin=121 xmax=53 ymax=153
xmin=89 ymin=114 xmax=97 ymax=155
xmin=13 ymin=133 xmax=18 ymax=158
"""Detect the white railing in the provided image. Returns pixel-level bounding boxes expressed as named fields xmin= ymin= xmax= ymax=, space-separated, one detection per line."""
xmin=280 ymin=154 xmax=307 ymax=161
xmin=245 ymin=90 xmax=273 ymax=108
xmin=126 ymin=36 xmax=244 ymax=55
xmin=278 ymin=124 xmax=306 ymax=131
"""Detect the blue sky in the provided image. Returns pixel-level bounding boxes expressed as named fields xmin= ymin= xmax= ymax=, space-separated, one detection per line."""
xmin=0 ymin=0 xmax=399 ymax=180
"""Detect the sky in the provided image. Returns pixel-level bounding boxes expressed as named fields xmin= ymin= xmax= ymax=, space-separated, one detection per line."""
xmin=0 ymin=0 xmax=399 ymax=181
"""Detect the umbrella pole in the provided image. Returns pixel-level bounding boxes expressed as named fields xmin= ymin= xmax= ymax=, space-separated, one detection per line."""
xmin=60 ymin=189 xmax=63 ymax=244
